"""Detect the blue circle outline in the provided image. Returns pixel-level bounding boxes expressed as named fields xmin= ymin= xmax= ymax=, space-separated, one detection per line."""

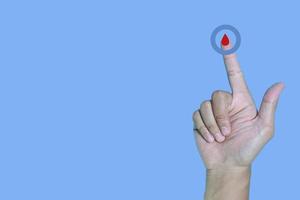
xmin=210 ymin=25 xmax=241 ymax=55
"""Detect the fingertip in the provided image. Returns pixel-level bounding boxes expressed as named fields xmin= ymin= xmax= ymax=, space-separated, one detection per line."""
xmin=264 ymin=82 xmax=285 ymax=103
xmin=221 ymin=126 xmax=231 ymax=136
xmin=215 ymin=132 xmax=225 ymax=143
xmin=197 ymin=131 xmax=215 ymax=144
xmin=272 ymin=82 xmax=285 ymax=90
xmin=207 ymin=134 xmax=215 ymax=143
xmin=277 ymin=82 xmax=285 ymax=91
xmin=221 ymin=42 xmax=232 ymax=50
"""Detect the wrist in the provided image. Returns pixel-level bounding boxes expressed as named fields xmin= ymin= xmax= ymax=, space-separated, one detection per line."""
xmin=205 ymin=166 xmax=251 ymax=200
xmin=206 ymin=165 xmax=251 ymax=176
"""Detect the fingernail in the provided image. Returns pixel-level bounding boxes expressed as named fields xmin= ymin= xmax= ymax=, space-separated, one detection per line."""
xmin=215 ymin=133 xmax=225 ymax=142
xmin=221 ymin=127 xmax=230 ymax=136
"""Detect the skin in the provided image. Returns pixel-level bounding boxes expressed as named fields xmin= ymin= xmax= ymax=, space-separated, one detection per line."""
xmin=192 ymin=42 xmax=284 ymax=200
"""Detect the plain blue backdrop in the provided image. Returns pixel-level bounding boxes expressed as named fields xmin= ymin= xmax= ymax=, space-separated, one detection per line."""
xmin=0 ymin=0 xmax=298 ymax=199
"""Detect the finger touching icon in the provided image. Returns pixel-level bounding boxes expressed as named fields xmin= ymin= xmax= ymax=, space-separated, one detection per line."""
xmin=210 ymin=25 xmax=241 ymax=55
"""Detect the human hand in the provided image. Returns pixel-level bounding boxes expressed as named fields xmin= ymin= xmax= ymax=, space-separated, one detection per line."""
xmin=192 ymin=41 xmax=284 ymax=170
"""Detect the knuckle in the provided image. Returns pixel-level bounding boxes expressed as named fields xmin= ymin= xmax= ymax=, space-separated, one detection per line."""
xmin=200 ymin=100 xmax=211 ymax=110
xmin=212 ymin=90 xmax=225 ymax=99
xmin=227 ymin=69 xmax=242 ymax=78
xmin=212 ymin=90 xmax=232 ymax=102
xmin=192 ymin=110 xmax=200 ymax=121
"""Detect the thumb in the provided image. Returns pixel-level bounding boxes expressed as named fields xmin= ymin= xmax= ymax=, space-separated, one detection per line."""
xmin=258 ymin=82 xmax=285 ymax=125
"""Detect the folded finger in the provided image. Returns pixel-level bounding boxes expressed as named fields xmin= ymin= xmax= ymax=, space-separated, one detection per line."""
xmin=200 ymin=100 xmax=225 ymax=142
xmin=193 ymin=110 xmax=215 ymax=143
xmin=211 ymin=90 xmax=232 ymax=136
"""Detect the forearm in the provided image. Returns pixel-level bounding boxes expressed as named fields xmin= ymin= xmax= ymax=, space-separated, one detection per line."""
xmin=204 ymin=166 xmax=251 ymax=200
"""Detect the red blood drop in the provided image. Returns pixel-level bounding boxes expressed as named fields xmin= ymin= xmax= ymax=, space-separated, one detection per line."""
xmin=221 ymin=34 xmax=230 ymax=46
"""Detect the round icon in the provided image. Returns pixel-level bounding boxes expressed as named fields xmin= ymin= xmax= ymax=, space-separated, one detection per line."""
xmin=210 ymin=24 xmax=241 ymax=55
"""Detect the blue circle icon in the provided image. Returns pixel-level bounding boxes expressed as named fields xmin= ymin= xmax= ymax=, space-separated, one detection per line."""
xmin=210 ymin=25 xmax=241 ymax=55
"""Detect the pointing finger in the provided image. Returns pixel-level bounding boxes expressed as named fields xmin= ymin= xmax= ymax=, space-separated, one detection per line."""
xmin=221 ymin=34 xmax=249 ymax=94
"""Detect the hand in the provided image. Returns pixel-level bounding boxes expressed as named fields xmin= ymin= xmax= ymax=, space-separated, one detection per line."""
xmin=192 ymin=42 xmax=284 ymax=170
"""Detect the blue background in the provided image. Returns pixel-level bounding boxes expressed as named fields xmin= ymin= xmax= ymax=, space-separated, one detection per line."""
xmin=0 ymin=0 xmax=298 ymax=199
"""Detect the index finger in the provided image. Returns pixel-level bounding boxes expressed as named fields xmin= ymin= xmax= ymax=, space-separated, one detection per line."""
xmin=222 ymin=39 xmax=249 ymax=94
